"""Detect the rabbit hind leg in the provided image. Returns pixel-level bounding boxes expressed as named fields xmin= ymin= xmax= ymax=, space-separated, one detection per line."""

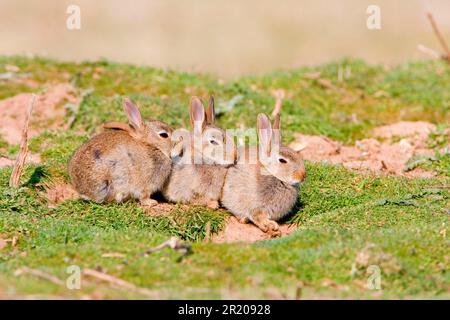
xmin=85 ymin=179 xmax=112 ymax=203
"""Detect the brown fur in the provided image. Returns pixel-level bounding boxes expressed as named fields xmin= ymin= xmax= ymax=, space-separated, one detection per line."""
xmin=221 ymin=114 xmax=306 ymax=236
xmin=163 ymin=96 xmax=236 ymax=208
xmin=68 ymin=98 xmax=173 ymax=206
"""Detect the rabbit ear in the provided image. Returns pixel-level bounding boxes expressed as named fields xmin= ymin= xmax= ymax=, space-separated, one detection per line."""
xmin=272 ymin=114 xmax=281 ymax=147
xmin=171 ymin=139 xmax=185 ymax=159
xmin=206 ymin=96 xmax=215 ymax=125
xmin=123 ymin=97 xmax=143 ymax=130
xmin=257 ymin=113 xmax=272 ymax=156
xmin=189 ymin=96 xmax=206 ymax=134
xmin=103 ymin=121 xmax=132 ymax=133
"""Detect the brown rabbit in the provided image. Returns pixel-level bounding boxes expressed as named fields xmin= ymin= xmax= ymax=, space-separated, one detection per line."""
xmin=68 ymin=98 xmax=173 ymax=207
xmin=221 ymin=113 xmax=306 ymax=236
xmin=162 ymin=96 xmax=236 ymax=209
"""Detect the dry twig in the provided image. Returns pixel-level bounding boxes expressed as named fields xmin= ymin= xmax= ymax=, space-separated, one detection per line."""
xmin=317 ymin=79 xmax=336 ymax=90
xmin=204 ymin=221 xmax=211 ymax=243
xmin=101 ymin=252 xmax=126 ymax=258
xmin=83 ymin=268 xmax=159 ymax=298
xmin=417 ymin=44 xmax=441 ymax=59
xmin=427 ymin=12 xmax=450 ymax=61
xmin=9 ymin=94 xmax=36 ymax=188
xmin=419 ymin=13 xmax=450 ymax=63
xmin=141 ymin=236 xmax=192 ymax=256
xmin=14 ymin=267 xmax=64 ymax=286
xmin=271 ymin=89 xmax=285 ymax=118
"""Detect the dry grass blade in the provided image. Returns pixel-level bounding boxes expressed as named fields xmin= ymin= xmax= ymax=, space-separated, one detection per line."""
xmin=271 ymin=89 xmax=285 ymax=117
xmin=204 ymin=221 xmax=211 ymax=243
xmin=317 ymin=79 xmax=336 ymax=90
xmin=426 ymin=12 xmax=450 ymax=62
xmin=14 ymin=267 xmax=64 ymax=286
xmin=101 ymin=252 xmax=126 ymax=258
xmin=417 ymin=44 xmax=441 ymax=59
xmin=83 ymin=268 xmax=159 ymax=298
xmin=141 ymin=236 xmax=192 ymax=255
xmin=9 ymin=94 xmax=36 ymax=188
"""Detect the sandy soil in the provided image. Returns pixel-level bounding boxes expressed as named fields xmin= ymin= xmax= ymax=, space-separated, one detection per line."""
xmin=289 ymin=121 xmax=445 ymax=177
xmin=0 ymin=83 xmax=78 ymax=145
xmin=0 ymin=83 xmax=79 ymax=169
xmin=41 ymin=182 xmax=79 ymax=209
xmin=212 ymin=216 xmax=297 ymax=243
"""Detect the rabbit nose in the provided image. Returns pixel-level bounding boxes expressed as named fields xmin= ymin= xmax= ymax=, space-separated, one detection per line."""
xmin=293 ymin=170 xmax=306 ymax=182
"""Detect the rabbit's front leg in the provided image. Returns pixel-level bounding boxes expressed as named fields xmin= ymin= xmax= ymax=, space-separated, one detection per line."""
xmin=206 ymin=200 xmax=219 ymax=209
xmin=194 ymin=199 xmax=219 ymax=209
xmin=191 ymin=194 xmax=219 ymax=209
xmin=250 ymin=209 xmax=281 ymax=237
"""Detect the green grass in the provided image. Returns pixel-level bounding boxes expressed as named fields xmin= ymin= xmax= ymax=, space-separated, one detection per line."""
xmin=0 ymin=56 xmax=449 ymax=299
xmin=2 ymin=56 xmax=449 ymax=143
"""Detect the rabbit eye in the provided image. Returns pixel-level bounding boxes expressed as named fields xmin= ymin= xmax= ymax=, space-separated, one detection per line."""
xmin=210 ymin=139 xmax=219 ymax=146
xmin=159 ymin=132 xmax=169 ymax=138
xmin=278 ymin=158 xmax=287 ymax=164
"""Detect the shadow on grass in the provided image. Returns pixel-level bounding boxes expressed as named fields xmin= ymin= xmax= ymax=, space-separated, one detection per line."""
xmin=24 ymin=166 xmax=49 ymax=188
xmin=282 ymin=197 xmax=305 ymax=224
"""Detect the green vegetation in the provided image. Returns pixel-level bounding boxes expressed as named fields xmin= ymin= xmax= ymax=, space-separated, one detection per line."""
xmin=0 ymin=56 xmax=448 ymax=299
xmin=1 ymin=56 xmax=449 ymax=142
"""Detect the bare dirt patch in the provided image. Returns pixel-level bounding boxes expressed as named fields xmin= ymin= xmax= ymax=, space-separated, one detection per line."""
xmin=289 ymin=121 xmax=446 ymax=177
xmin=40 ymin=184 xmax=188 ymax=213
xmin=0 ymin=153 xmax=41 ymax=169
xmin=41 ymin=182 xmax=79 ymax=208
xmin=212 ymin=216 xmax=297 ymax=243
xmin=372 ymin=121 xmax=436 ymax=140
xmin=0 ymin=83 xmax=79 ymax=145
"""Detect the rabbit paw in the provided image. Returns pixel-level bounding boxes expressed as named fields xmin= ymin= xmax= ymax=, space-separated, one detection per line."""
xmin=264 ymin=220 xmax=281 ymax=237
xmin=206 ymin=200 xmax=219 ymax=209
xmin=238 ymin=217 xmax=250 ymax=224
xmin=250 ymin=209 xmax=280 ymax=236
xmin=268 ymin=230 xmax=282 ymax=238
xmin=140 ymin=198 xmax=158 ymax=208
xmin=115 ymin=192 xmax=126 ymax=203
xmin=265 ymin=219 xmax=279 ymax=231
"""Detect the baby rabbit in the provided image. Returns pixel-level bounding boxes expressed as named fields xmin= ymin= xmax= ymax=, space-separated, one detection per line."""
xmin=221 ymin=113 xmax=306 ymax=236
xmin=69 ymin=98 xmax=173 ymax=208
xmin=163 ymin=96 xmax=236 ymax=209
